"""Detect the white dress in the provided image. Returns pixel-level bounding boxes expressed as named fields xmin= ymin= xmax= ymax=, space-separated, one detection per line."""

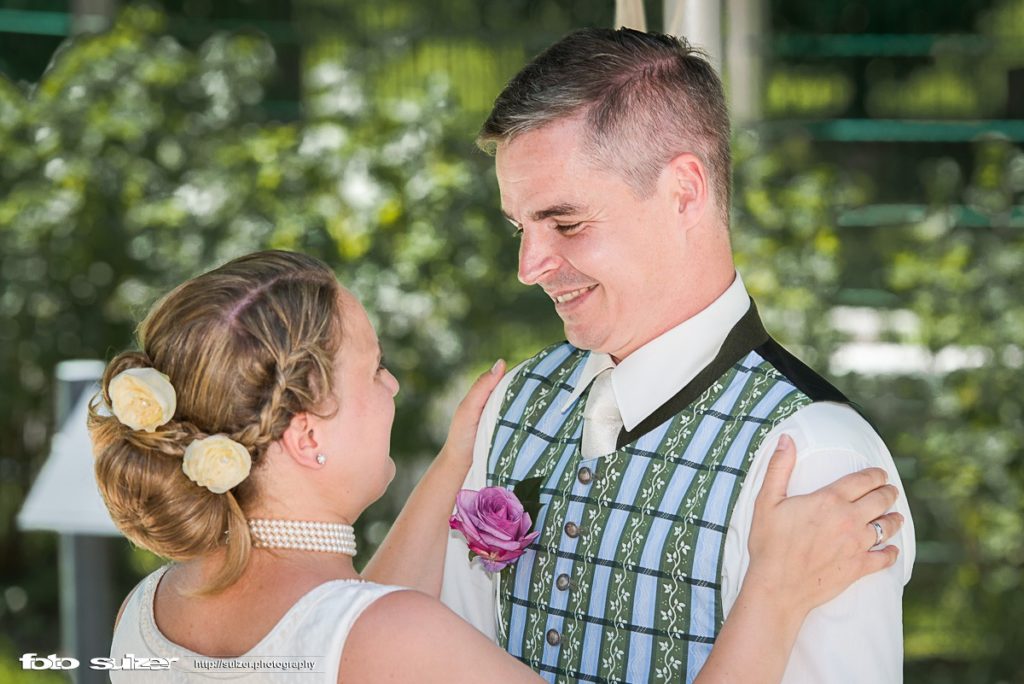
xmin=110 ymin=565 xmax=403 ymax=682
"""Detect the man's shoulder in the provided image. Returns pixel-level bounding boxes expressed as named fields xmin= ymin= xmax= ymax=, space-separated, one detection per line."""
xmin=782 ymin=401 xmax=885 ymax=455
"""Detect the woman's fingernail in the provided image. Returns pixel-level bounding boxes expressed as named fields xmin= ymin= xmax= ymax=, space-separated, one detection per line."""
xmin=778 ymin=434 xmax=793 ymax=449
xmin=491 ymin=359 xmax=504 ymax=374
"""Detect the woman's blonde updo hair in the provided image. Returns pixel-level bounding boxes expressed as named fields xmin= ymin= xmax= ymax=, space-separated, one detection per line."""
xmin=89 ymin=250 xmax=342 ymax=593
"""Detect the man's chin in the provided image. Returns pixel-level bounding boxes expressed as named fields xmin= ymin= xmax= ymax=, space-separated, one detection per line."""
xmin=564 ymin=326 xmax=602 ymax=352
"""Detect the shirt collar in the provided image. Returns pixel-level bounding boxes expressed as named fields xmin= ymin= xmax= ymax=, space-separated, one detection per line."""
xmin=560 ymin=272 xmax=750 ymax=430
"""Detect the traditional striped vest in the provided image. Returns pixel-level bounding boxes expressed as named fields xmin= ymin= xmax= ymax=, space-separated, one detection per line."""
xmin=487 ymin=304 xmax=851 ymax=684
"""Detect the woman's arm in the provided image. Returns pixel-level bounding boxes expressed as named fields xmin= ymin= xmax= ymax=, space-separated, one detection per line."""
xmin=339 ymin=589 xmax=543 ymax=683
xmin=361 ymin=361 xmax=505 ymax=594
xmin=694 ymin=435 xmax=903 ymax=683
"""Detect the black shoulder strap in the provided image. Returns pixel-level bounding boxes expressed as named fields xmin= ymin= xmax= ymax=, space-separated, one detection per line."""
xmin=617 ymin=301 xmax=862 ymax=448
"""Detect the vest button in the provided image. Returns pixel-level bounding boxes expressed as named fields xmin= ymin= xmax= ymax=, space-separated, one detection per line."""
xmin=577 ymin=467 xmax=593 ymax=485
xmin=556 ymin=573 xmax=571 ymax=591
xmin=546 ymin=629 xmax=561 ymax=646
xmin=564 ymin=521 xmax=579 ymax=538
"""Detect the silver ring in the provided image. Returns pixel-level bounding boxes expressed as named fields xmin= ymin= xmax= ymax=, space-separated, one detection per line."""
xmin=870 ymin=520 xmax=885 ymax=547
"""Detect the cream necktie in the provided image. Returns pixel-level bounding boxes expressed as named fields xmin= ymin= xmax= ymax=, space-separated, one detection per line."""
xmin=581 ymin=368 xmax=623 ymax=458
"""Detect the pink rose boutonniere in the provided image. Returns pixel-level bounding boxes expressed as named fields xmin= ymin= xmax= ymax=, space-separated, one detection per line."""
xmin=449 ymin=485 xmax=541 ymax=572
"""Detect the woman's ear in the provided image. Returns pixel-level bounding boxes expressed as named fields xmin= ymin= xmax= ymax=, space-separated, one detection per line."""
xmin=279 ymin=412 xmax=326 ymax=469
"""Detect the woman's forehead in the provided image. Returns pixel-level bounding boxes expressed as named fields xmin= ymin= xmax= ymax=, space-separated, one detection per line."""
xmin=337 ymin=289 xmax=378 ymax=350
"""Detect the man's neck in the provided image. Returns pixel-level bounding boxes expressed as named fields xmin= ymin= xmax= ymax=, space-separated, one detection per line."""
xmin=611 ymin=267 xmax=737 ymax=364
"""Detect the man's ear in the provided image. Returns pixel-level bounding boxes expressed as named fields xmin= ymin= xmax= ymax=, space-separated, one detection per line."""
xmin=279 ymin=412 xmax=325 ymax=469
xmin=667 ymin=152 xmax=709 ymax=230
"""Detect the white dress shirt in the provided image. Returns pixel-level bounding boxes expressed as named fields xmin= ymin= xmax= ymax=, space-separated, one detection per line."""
xmin=441 ymin=273 xmax=915 ymax=683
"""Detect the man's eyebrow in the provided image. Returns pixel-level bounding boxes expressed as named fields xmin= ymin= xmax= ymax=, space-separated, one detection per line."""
xmin=501 ymin=203 xmax=585 ymax=223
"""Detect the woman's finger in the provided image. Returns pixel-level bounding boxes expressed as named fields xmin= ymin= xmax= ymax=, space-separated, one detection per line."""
xmin=828 ymin=466 xmax=889 ymax=502
xmin=860 ymin=544 xmax=901 ymax=575
xmin=756 ymin=434 xmax=797 ymax=507
xmin=851 ymin=483 xmax=900 ymax=522
xmin=864 ymin=511 xmax=904 ymax=549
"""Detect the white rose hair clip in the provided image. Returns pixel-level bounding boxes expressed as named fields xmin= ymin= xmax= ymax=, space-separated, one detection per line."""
xmin=182 ymin=435 xmax=252 ymax=494
xmin=109 ymin=368 xmax=177 ymax=432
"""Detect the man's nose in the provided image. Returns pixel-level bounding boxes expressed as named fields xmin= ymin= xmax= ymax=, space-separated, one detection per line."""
xmin=517 ymin=228 xmax=561 ymax=285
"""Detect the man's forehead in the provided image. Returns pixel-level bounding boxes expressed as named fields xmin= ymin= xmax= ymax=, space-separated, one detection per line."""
xmin=495 ymin=128 xmax=595 ymax=219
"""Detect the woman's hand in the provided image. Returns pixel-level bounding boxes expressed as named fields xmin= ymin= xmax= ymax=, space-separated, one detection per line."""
xmin=744 ymin=434 xmax=904 ymax=618
xmin=695 ymin=436 xmax=905 ymax=684
xmin=437 ymin=360 xmax=506 ymax=472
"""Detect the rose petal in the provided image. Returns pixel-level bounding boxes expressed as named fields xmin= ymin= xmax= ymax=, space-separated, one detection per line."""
xmin=473 ymin=530 xmax=528 ymax=551
xmin=466 ymin=540 xmax=488 ymax=556
xmin=517 ymin=512 xmax=534 ymax=537
xmin=474 ymin=488 xmax=524 ymax=539
xmin=451 ymin=517 xmax=485 ymax=548
xmin=519 ymin=530 xmax=541 ymax=548
xmin=453 ymin=490 xmax=484 ymax=538
xmin=480 ymin=487 xmax=521 ymax=512
xmin=477 ymin=521 xmax=520 ymax=542
xmin=478 ymin=557 xmax=511 ymax=572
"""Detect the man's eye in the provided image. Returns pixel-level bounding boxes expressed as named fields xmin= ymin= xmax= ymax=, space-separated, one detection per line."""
xmin=511 ymin=226 xmax=523 ymax=239
xmin=556 ymin=222 xmax=583 ymax=234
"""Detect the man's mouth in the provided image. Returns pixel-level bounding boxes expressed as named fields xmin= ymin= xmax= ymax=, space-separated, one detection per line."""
xmin=550 ymin=285 xmax=597 ymax=304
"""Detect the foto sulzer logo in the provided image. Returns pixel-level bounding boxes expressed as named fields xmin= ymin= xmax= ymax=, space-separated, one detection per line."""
xmin=20 ymin=653 xmax=80 ymax=670
xmin=20 ymin=652 xmax=179 ymax=671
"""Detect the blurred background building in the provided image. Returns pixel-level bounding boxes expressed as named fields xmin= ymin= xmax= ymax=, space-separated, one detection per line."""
xmin=1 ymin=1 xmax=1021 ymax=682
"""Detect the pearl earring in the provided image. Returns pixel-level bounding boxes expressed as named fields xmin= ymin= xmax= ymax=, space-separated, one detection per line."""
xmin=315 ymin=454 xmax=327 ymax=465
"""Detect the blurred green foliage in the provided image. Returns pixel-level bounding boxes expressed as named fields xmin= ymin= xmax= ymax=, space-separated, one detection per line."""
xmin=768 ymin=0 xmax=1024 ymax=120
xmin=0 ymin=3 xmax=1021 ymax=683
xmin=0 ymin=0 xmax=555 ymax=649
xmin=887 ymin=139 xmax=1023 ymax=681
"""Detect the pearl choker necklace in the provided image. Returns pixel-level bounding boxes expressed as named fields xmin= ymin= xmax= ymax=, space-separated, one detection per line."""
xmin=248 ymin=519 xmax=357 ymax=556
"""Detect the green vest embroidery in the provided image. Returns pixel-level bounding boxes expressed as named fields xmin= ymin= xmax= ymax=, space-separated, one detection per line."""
xmin=488 ymin=339 xmax=814 ymax=684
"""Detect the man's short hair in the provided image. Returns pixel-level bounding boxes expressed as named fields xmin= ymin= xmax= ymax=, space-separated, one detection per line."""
xmin=479 ymin=27 xmax=731 ymax=223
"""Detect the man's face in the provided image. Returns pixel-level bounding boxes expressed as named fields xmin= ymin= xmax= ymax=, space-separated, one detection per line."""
xmin=496 ymin=116 xmax=692 ymax=360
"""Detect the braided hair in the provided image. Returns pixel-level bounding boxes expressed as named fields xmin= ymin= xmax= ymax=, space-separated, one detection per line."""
xmin=89 ymin=251 xmax=342 ymax=594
